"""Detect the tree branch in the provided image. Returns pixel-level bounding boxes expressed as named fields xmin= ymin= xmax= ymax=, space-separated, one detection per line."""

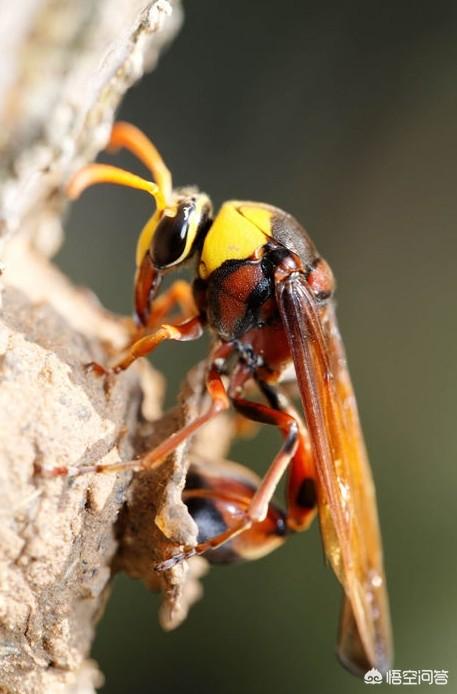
xmin=0 ymin=3 xmax=234 ymax=692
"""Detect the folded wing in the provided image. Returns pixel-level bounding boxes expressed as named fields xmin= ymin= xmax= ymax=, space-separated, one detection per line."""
xmin=276 ymin=272 xmax=392 ymax=675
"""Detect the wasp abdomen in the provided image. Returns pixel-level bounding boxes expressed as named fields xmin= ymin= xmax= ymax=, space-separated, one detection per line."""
xmin=184 ymin=496 xmax=240 ymax=564
xmin=183 ymin=464 xmax=288 ymax=564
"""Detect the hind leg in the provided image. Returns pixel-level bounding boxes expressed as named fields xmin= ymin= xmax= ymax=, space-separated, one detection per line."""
xmin=155 ymin=389 xmax=313 ymax=571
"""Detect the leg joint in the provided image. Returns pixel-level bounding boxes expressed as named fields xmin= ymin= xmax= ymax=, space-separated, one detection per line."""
xmin=283 ymin=419 xmax=299 ymax=455
xmin=212 ymin=397 xmax=229 ymax=414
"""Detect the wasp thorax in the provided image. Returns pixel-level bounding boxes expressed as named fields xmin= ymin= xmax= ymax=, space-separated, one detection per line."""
xmin=150 ymin=193 xmax=212 ymax=269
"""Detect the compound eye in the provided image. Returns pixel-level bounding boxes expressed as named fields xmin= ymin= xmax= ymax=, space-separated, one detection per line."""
xmin=150 ymin=202 xmax=194 ymax=268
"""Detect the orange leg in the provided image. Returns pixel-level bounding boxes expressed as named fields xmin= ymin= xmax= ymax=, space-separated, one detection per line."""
xmin=182 ymin=483 xmax=288 ymax=564
xmin=87 ymin=315 xmax=203 ymax=376
xmin=143 ymin=280 xmax=196 ymax=329
xmin=123 ymin=279 xmax=196 ymax=355
xmin=257 ymin=380 xmax=317 ymax=532
xmin=42 ymin=353 xmax=230 ymax=478
xmin=155 ymin=396 xmax=301 ymax=571
xmin=285 ymin=417 xmax=317 ymax=532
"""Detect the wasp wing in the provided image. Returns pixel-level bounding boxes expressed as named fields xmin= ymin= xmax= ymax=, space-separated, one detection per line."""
xmin=276 ymin=272 xmax=392 ymax=675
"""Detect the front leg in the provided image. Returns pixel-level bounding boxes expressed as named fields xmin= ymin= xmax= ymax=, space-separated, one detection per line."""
xmin=143 ymin=280 xmax=196 ymax=329
xmin=86 ymin=315 xmax=203 ymax=377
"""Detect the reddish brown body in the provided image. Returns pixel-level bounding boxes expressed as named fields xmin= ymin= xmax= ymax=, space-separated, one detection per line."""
xmin=63 ymin=122 xmax=393 ymax=679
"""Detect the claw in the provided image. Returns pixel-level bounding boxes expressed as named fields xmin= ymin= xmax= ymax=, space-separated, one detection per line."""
xmin=84 ymin=361 xmax=117 ymax=396
xmin=84 ymin=360 xmax=110 ymax=377
xmin=34 ymin=461 xmax=80 ymax=478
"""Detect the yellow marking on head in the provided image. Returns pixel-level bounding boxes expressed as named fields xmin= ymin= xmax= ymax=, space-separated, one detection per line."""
xmin=199 ymin=201 xmax=272 ymax=279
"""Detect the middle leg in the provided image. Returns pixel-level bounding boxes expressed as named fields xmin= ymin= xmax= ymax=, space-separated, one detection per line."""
xmin=43 ymin=350 xmax=231 ymax=478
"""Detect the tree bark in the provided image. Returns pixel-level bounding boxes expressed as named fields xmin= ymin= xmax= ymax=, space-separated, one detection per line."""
xmin=0 ymin=2 xmax=227 ymax=692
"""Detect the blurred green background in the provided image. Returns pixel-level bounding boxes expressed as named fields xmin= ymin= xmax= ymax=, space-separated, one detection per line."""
xmin=58 ymin=2 xmax=457 ymax=692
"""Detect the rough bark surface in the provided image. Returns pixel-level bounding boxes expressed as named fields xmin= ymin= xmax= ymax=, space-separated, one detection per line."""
xmin=0 ymin=2 xmax=226 ymax=693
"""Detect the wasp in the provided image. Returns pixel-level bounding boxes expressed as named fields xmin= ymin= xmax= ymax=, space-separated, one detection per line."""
xmin=64 ymin=122 xmax=393 ymax=676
